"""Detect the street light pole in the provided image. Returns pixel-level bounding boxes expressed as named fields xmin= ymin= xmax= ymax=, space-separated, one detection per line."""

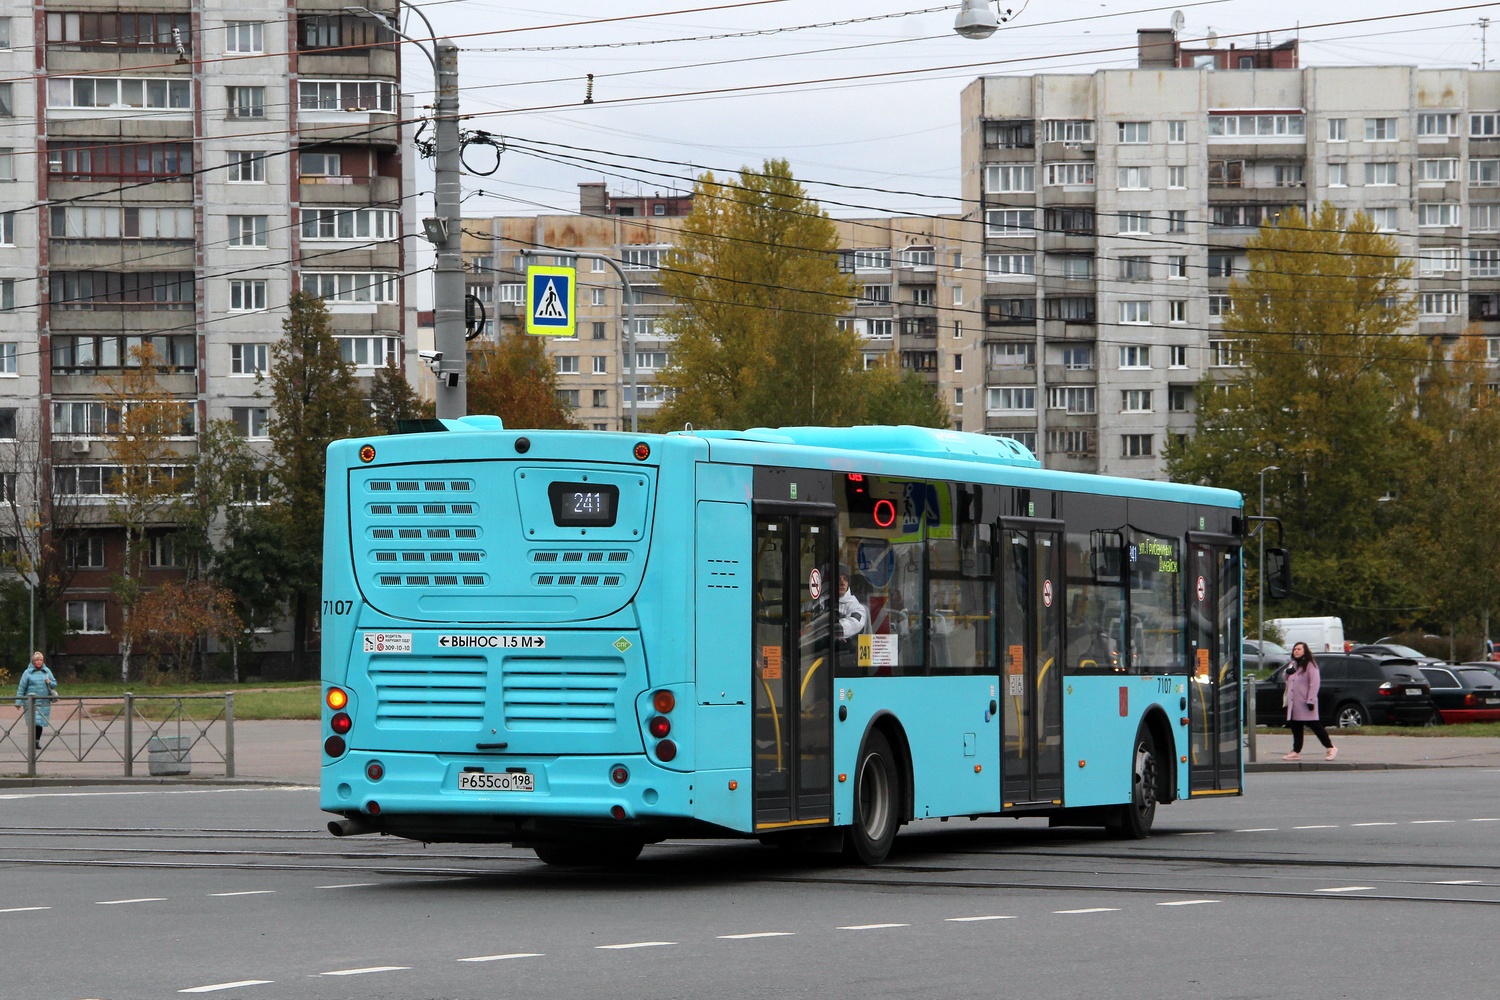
xmin=1257 ymin=465 xmax=1279 ymax=662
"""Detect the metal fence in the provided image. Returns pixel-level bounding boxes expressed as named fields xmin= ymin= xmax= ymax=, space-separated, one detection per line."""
xmin=2 ymin=694 xmax=235 ymax=779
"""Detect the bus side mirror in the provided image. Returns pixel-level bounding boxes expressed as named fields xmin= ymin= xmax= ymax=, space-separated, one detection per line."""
xmin=1265 ymin=547 xmax=1292 ymax=600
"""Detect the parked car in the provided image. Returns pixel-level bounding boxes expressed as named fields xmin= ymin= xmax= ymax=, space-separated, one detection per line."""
xmin=1458 ymin=661 xmax=1500 ymax=683
xmin=1419 ymin=665 xmax=1500 ymax=724
xmin=1253 ymin=653 xmax=1433 ymax=728
xmin=1349 ymin=643 xmax=1445 ymax=666
xmin=1242 ymin=638 xmax=1290 ymax=677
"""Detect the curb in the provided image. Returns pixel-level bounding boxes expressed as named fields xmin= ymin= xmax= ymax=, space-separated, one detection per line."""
xmin=0 ymin=776 xmax=309 ymax=789
xmin=1246 ymin=761 xmax=1438 ymax=772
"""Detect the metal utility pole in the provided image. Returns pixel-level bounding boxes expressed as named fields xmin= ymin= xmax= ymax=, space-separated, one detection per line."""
xmin=431 ymin=38 xmax=465 ymax=417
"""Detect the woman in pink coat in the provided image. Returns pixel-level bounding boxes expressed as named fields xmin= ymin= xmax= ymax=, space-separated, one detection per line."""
xmin=1283 ymin=642 xmax=1337 ymax=761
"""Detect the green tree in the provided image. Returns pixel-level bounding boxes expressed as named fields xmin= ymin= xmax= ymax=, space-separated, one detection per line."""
xmin=466 ymin=333 xmax=574 ymax=428
xmin=651 ymin=158 xmax=862 ymax=430
xmin=1166 ymin=204 xmax=1426 ymax=636
xmin=370 ymin=358 xmax=426 ymax=434
xmin=100 ymin=342 xmax=194 ymax=682
xmin=859 ymin=355 xmax=950 ymax=427
xmin=264 ymin=292 xmax=372 ymax=671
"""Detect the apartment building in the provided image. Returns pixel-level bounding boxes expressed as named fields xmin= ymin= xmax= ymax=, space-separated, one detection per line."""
xmin=0 ymin=5 xmax=417 ymax=662
xmin=963 ymin=29 xmax=1500 ymax=476
xmin=464 ymin=190 xmax=970 ymax=431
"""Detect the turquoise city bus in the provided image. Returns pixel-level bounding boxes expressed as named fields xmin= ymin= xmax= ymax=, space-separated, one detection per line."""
xmin=320 ymin=419 xmax=1245 ymax=865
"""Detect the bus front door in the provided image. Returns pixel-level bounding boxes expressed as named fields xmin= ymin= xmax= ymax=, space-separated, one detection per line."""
xmin=999 ymin=522 xmax=1064 ymax=809
xmin=751 ymin=514 xmax=835 ymax=831
xmin=1188 ymin=541 xmax=1243 ymax=793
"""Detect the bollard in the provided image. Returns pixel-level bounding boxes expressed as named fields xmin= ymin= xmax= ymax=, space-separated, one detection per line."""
xmin=1247 ymin=679 xmax=1258 ymax=763
xmin=123 ymin=693 xmax=134 ymax=777
xmin=25 ymin=695 xmax=35 ymax=778
xmin=225 ymin=692 xmax=235 ymax=778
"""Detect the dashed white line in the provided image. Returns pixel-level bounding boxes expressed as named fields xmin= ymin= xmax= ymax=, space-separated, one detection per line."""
xmin=1315 ymin=886 xmax=1374 ymax=894
xmin=1434 ymin=880 xmax=1482 ymax=885
xmin=315 ymin=883 xmax=377 ymax=890
xmin=1235 ymin=827 xmax=1278 ymax=833
xmin=209 ymin=890 xmax=275 ymax=897
xmin=1410 ymin=820 xmax=1454 ymax=825
xmin=1179 ymin=831 xmax=1216 ymax=836
xmin=457 ymin=953 xmax=544 ymax=963
xmin=717 ymin=932 xmax=795 ymax=939
xmin=97 ymin=898 xmax=167 ymax=905
xmin=945 ymin=915 xmax=1017 ymax=922
xmin=0 ymin=907 xmax=50 ymax=914
xmin=1471 ymin=818 xmax=1500 ymax=822
xmin=1157 ymin=900 xmax=1220 ymax=906
xmin=179 ymin=980 xmax=274 ymax=993
xmin=596 ymin=942 xmax=676 ymax=950
xmin=319 ymin=966 xmax=410 ymax=977
xmin=838 ymin=923 xmax=909 ymax=931
xmin=1293 ymin=825 xmax=1338 ymax=830
xmin=1352 ymin=822 xmax=1398 ymax=827
xmin=1054 ymin=908 xmax=1120 ymax=914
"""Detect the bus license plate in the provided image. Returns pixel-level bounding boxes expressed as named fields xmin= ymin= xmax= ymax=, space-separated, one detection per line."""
xmin=459 ymin=771 xmax=534 ymax=792
xmin=1404 ymin=687 xmax=1423 ymax=696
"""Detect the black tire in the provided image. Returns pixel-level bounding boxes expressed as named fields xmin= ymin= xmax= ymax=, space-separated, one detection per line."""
xmin=843 ymin=730 xmax=901 ymax=864
xmin=1423 ymin=708 xmax=1443 ymax=727
xmin=1333 ymin=701 xmax=1369 ymax=728
xmin=1107 ymin=731 xmax=1159 ymax=840
xmin=533 ymin=839 xmax=643 ymax=867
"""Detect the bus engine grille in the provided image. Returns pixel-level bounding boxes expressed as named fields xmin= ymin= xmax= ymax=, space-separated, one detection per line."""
xmin=502 ymin=660 xmax=625 ymax=732
xmin=369 ymin=658 xmax=487 ymax=728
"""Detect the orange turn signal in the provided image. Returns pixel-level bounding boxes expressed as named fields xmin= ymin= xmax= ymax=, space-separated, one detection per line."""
xmin=326 ymin=688 xmax=348 ymax=710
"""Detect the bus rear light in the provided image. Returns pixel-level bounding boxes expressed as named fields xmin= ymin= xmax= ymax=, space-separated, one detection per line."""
xmin=324 ymin=735 xmax=346 ymax=757
xmin=652 ymin=690 xmax=675 ymax=713
xmin=326 ymin=688 xmax=348 ymax=710
xmin=331 ymin=712 xmax=352 ymax=735
xmin=633 ymin=442 xmax=651 ymax=461
xmin=367 ymin=801 xmax=381 ymax=816
xmin=366 ymin=761 xmax=384 ymax=782
xmin=359 ymin=444 xmax=376 ymax=463
xmin=610 ymin=765 xmax=630 ymax=785
xmin=655 ymin=739 xmax=678 ymax=762
xmin=611 ymin=805 xmax=626 ymax=819
xmin=648 ymin=716 xmax=671 ymax=738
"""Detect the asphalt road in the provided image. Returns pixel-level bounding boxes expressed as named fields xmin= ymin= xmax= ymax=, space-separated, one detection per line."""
xmin=3 ymin=769 xmax=1499 ymax=1000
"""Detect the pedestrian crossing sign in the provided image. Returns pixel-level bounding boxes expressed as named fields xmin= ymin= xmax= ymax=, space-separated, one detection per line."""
xmin=525 ymin=265 xmax=576 ymax=337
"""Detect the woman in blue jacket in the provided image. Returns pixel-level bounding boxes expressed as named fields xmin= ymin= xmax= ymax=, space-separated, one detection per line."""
xmin=15 ymin=651 xmax=58 ymax=750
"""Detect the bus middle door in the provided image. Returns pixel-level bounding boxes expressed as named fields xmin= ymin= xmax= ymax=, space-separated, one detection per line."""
xmin=999 ymin=519 xmax=1064 ymax=810
xmin=1187 ymin=536 xmax=1243 ymax=793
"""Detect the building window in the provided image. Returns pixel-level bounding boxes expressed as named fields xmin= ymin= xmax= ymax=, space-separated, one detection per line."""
xmin=1044 ymin=207 xmax=1095 ymax=235
xmin=299 ymin=151 xmax=342 ymax=177
xmin=1209 ymin=159 xmax=1243 ymax=187
xmin=912 ymin=287 xmax=934 ymax=306
xmin=1167 ymin=209 xmax=1187 ymax=233
xmin=0 ymin=212 xmax=13 ymax=245
xmin=983 ymin=119 xmax=1035 ymax=148
xmin=1208 ymin=295 xmax=1233 ymax=318
xmin=952 ymin=286 xmax=962 ymax=306
xmin=985 ymin=164 xmax=1035 ymax=193
xmin=1420 ymin=291 xmax=1461 ymax=316
xmin=1167 ymin=165 xmax=1186 ymax=189
xmin=1120 ymin=256 xmax=1150 ymax=281
xmin=590 ymin=288 xmax=606 ymax=307
xmin=1209 ymin=339 xmax=1241 ymax=367
xmin=985 ymin=254 xmax=1035 ymax=278
xmin=66 ymin=535 xmax=105 ymax=569
xmin=1417 ymin=112 xmax=1458 ymax=138
xmin=1365 ymin=117 xmax=1397 ymax=141
xmin=1117 ymin=121 xmax=1150 ymax=144
xmin=1472 ymin=204 xmax=1500 ymax=232
xmin=1043 ymin=119 xmax=1093 ymax=143
xmin=1169 ymin=345 xmax=1188 ymax=368
xmin=1047 ymin=430 xmax=1096 ymax=457
xmin=0 ymin=18 xmax=10 ymax=50
xmin=591 ymin=322 xmax=606 ymax=340
xmin=227 ymin=150 xmax=266 ymax=183
xmin=50 ymin=206 xmax=193 ymax=240
xmin=0 ymin=342 xmax=15 ymax=374
xmin=985 ymin=210 xmax=1036 ymax=237
xmin=228 ymin=215 xmax=268 ymax=248
xmin=988 ymin=341 xmax=1035 ymax=367
xmin=984 ymin=298 xmax=1036 ymax=325
xmin=556 ymin=389 xmax=580 ymax=408
xmin=1207 ymin=254 xmax=1235 ymax=278
xmin=1418 ymin=158 xmax=1458 ymax=183
xmin=1472 ymin=249 xmax=1500 ymax=277
xmin=620 ymin=246 xmax=665 ymax=270
xmin=1418 ymin=203 xmax=1460 ymax=228
xmin=1060 ymin=255 xmax=1094 ymax=279
xmin=1169 ymin=300 xmax=1187 ymax=323
xmin=1471 ymin=159 xmax=1500 ymax=186
xmin=229 ymin=279 xmax=268 ymax=311
xmin=1043 ymin=162 xmax=1095 ymax=186
xmin=231 ymin=343 xmax=270 ymax=375
xmin=304 ymin=272 xmax=398 ymax=303
xmin=1047 ymin=386 xmax=1096 ymax=414
xmin=590 ymin=356 xmax=607 ymax=376
xmin=1472 ymin=112 xmax=1500 ymax=137
xmin=300 ymin=208 xmax=400 ymax=241
xmin=232 ymin=407 xmax=269 ymax=439
xmin=954 ymin=387 xmax=963 ymax=407
xmin=1366 ymin=207 xmax=1398 ymax=231
xmin=900 ymin=246 xmax=936 ymax=269
xmin=66 ymin=601 xmax=107 ymax=634
xmin=1061 ymin=345 xmax=1093 ymax=370
xmin=1327 ymin=118 xmax=1347 ymax=141
xmin=1328 ymin=162 xmax=1347 ymax=187
xmin=51 ymin=271 xmax=194 ymax=310
xmin=1045 ymin=297 xmax=1095 ymax=323
xmin=1117 ymin=211 xmax=1151 ymax=234
xmin=298 ymin=80 xmax=397 ymax=113
xmin=1167 ymin=121 xmax=1186 ymax=143
xmin=1364 ymin=161 xmax=1398 ymax=186
xmin=1118 ymin=301 xmax=1151 ymax=325
xmin=0 ymin=147 xmax=12 ymax=181
xmin=1168 ymin=385 xmax=1193 ymax=412
xmin=225 ymin=21 xmax=265 ymax=54
xmin=1119 ymin=345 xmax=1151 ymax=369
xmin=1117 ymin=166 xmax=1150 ymax=190
xmin=1121 ymin=434 xmax=1153 ymax=457
xmin=1167 ymin=256 xmax=1187 ymax=279
xmin=555 ymin=356 xmax=579 ymax=375
xmin=1419 ymin=248 xmax=1460 ymax=275
xmin=1121 ymin=390 xmax=1153 ymax=413
xmin=592 ymin=389 xmax=608 ymax=408
xmin=860 ymin=284 xmax=891 ymax=304
xmin=48 ymin=77 xmax=191 ymax=110
xmin=299 ymin=13 xmax=396 ymax=50
xmin=336 ymin=336 xmax=399 ymax=368
xmin=1209 ymin=114 xmax=1305 ymax=137
xmin=986 ymin=387 xmax=1036 ymax=412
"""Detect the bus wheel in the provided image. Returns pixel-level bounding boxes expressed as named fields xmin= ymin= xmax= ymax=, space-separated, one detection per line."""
xmin=1107 ymin=731 xmax=1158 ymax=840
xmin=842 ymin=730 xmax=900 ymax=864
xmin=533 ymin=839 xmax=643 ymax=867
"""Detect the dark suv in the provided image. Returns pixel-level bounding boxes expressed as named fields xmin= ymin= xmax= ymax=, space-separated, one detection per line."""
xmin=1254 ymin=653 xmax=1434 ymax=727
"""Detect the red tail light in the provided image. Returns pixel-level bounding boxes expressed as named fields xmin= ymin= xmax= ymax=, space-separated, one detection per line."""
xmin=331 ymin=712 xmax=352 ymax=734
xmin=648 ymin=716 xmax=671 ymax=738
xmin=1464 ymin=693 xmax=1480 ymax=707
xmin=655 ymin=739 xmax=677 ymax=762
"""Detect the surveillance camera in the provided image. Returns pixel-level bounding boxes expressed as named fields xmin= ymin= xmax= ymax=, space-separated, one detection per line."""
xmin=419 ymin=350 xmax=442 ymax=365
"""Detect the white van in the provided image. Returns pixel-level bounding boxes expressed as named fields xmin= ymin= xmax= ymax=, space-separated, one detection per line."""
xmin=1266 ymin=616 xmax=1346 ymax=654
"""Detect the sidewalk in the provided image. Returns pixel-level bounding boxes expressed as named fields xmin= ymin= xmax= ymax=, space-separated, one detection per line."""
xmin=3 ymin=720 xmax=1498 ymax=787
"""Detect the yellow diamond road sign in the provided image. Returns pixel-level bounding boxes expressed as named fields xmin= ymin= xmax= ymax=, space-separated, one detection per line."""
xmin=525 ymin=265 xmax=576 ymax=337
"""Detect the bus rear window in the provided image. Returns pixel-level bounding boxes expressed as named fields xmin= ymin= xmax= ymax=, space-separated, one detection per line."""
xmin=548 ymin=481 xmax=619 ymax=527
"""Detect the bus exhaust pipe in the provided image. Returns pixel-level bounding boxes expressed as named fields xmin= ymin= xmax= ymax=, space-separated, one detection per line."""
xmin=328 ymin=817 xmax=377 ymax=837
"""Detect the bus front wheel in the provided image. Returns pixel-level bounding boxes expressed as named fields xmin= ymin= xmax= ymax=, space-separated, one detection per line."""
xmin=843 ymin=730 xmax=901 ymax=865
xmin=1107 ymin=731 xmax=1159 ymax=840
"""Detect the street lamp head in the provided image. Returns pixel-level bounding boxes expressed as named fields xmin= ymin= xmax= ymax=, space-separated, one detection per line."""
xmin=1260 ymin=465 xmax=1279 ymax=475
xmin=953 ymin=0 xmax=1001 ymax=39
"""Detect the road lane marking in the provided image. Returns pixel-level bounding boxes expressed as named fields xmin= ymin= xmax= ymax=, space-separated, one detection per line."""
xmin=1053 ymin=908 xmax=1120 ymax=914
xmin=319 ymin=966 xmax=410 ymax=976
xmin=1352 ymin=822 xmax=1397 ymax=827
xmin=1434 ymin=880 xmax=1482 ymax=885
xmin=596 ymin=942 xmax=675 ymax=950
xmin=1410 ymin=820 xmax=1454 ymax=825
xmin=1179 ymin=832 xmax=1216 ymax=836
xmin=1235 ymin=828 xmax=1277 ymax=832
xmin=1315 ymin=886 xmax=1374 ymax=893
xmin=315 ymin=883 xmax=377 ymax=889
xmin=1157 ymin=900 xmax=1219 ymax=906
xmin=0 ymin=907 xmax=50 ymax=913
xmin=1471 ymin=818 xmax=1500 ymax=822
xmin=1293 ymin=825 xmax=1338 ymax=830
xmin=209 ymin=891 xmax=275 ymax=897
xmin=457 ymin=953 xmax=543 ymax=962
xmin=97 ymin=898 xmax=167 ymax=905
xmin=179 ymin=981 xmax=274 ymax=993
xmin=945 ymin=916 xmax=1017 ymax=922
xmin=838 ymin=923 xmax=909 ymax=930
xmin=717 ymin=932 xmax=794 ymax=939
xmin=0 ymin=786 xmax=312 ymax=801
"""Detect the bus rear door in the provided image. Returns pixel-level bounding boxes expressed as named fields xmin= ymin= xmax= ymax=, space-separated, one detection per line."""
xmin=999 ymin=519 xmax=1064 ymax=809
xmin=1188 ymin=536 xmax=1242 ymax=793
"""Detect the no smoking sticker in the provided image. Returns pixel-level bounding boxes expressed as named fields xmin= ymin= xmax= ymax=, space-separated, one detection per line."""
xmin=1042 ymin=579 xmax=1053 ymax=607
xmin=808 ymin=568 xmax=822 ymax=600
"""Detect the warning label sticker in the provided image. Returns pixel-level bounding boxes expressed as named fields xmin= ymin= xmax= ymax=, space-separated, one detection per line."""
xmin=363 ymin=632 xmax=412 ymax=654
xmin=438 ymin=634 xmax=547 ymax=649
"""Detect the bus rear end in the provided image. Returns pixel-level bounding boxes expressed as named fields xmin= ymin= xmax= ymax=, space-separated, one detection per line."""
xmin=320 ymin=420 xmax=697 ymax=858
